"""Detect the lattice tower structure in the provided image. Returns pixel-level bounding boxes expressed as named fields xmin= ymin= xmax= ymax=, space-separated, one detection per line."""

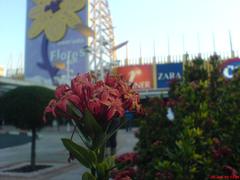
xmin=88 ymin=0 xmax=115 ymax=79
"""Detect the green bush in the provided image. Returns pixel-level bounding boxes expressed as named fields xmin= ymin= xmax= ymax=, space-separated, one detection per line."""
xmin=133 ymin=55 xmax=239 ymax=179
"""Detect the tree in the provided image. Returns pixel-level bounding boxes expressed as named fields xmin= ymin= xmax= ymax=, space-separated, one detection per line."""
xmin=1 ymin=86 xmax=54 ymax=169
xmin=183 ymin=55 xmax=208 ymax=83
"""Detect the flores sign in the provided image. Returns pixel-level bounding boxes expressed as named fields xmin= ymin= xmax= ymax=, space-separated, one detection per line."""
xmin=25 ymin=0 xmax=89 ymax=85
xmin=221 ymin=58 xmax=240 ymax=79
xmin=156 ymin=63 xmax=183 ymax=88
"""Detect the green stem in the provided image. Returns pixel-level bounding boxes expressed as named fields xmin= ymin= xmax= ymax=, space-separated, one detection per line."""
xmin=97 ymin=145 xmax=105 ymax=163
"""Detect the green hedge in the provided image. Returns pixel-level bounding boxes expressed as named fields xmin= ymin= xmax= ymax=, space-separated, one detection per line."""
xmin=134 ymin=55 xmax=240 ymax=179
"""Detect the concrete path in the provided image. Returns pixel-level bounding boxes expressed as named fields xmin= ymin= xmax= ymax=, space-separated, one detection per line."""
xmin=0 ymin=126 xmax=138 ymax=180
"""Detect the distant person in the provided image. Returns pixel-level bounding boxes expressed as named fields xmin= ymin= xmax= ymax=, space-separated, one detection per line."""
xmin=106 ymin=117 xmax=120 ymax=156
xmin=125 ymin=110 xmax=134 ymax=132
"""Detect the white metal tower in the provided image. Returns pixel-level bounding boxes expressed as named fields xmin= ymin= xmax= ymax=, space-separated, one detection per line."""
xmin=88 ymin=0 xmax=115 ymax=79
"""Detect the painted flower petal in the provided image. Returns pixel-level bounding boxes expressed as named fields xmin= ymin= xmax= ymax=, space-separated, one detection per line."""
xmin=60 ymin=10 xmax=81 ymax=28
xmin=28 ymin=18 xmax=45 ymax=39
xmin=45 ymin=14 xmax=66 ymax=42
xmin=60 ymin=0 xmax=86 ymax=12
xmin=29 ymin=5 xmax=45 ymax=19
xmin=33 ymin=0 xmax=52 ymax=5
xmin=28 ymin=10 xmax=52 ymax=39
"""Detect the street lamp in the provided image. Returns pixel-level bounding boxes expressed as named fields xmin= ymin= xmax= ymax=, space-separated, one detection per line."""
xmin=77 ymin=24 xmax=128 ymax=79
xmin=74 ymin=23 xmax=95 ymax=38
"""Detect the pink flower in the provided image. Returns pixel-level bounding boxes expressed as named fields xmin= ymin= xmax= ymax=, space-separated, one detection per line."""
xmin=223 ymin=165 xmax=238 ymax=175
xmin=44 ymin=72 xmax=143 ymax=123
xmin=43 ymin=99 xmax=57 ymax=122
xmin=152 ymin=140 xmax=162 ymax=146
xmin=221 ymin=146 xmax=232 ymax=156
xmin=212 ymin=148 xmax=222 ymax=160
xmin=113 ymin=168 xmax=136 ymax=180
xmin=55 ymin=84 xmax=71 ymax=99
xmin=116 ymin=152 xmax=138 ymax=164
xmin=212 ymin=137 xmax=221 ymax=146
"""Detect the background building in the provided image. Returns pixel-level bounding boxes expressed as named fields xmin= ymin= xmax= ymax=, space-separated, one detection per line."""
xmin=0 ymin=66 xmax=4 ymax=77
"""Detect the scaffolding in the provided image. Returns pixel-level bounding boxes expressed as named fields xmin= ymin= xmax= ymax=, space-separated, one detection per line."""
xmin=88 ymin=0 xmax=115 ymax=79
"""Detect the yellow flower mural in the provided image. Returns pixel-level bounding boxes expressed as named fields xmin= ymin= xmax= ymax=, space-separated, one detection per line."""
xmin=28 ymin=0 xmax=86 ymax=42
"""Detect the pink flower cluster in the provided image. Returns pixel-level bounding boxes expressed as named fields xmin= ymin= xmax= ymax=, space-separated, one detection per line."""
xmin=223 ymin=165 xmax=238 ymax=176
xmin=111 ymin=152 xmax=139 ymax=180
xmin=112 ymin=167 xmax=136 ymax=180
xmin=115 ymin=152 xmax=138 ymax=164
xmin=44 ymin=73 xmax=142 ymax=122
xmin=211 ymin=138 xmax=232 ymax=160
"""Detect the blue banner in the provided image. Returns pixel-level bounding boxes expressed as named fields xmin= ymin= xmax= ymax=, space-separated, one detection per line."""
xmin=25 ymin=0 xmax=89 ymax=85
xmin=156 ymin=63 xmax=183 ymax=88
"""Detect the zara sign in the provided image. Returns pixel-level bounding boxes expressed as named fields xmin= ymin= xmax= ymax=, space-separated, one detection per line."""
xmin=156 ymin=63 xmax=183 ymax=88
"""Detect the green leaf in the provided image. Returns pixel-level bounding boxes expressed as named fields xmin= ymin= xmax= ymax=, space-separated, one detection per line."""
xmin=95 ymin=157 xmax=114 ymax=180
xmin=67 ymin=103 xmax=93 ymax=147
xmin=71 ymin=119 xmax=92 ymax=148
xmin=67 ymin=102 xmax=83 ymax=118
xmin=103 ymin=156 xmax=115 ymax=170
xmin=83 ymin=110 xmax=105 ymax=149
xmin=84 ymin=109 xmax=104 ymax=135
xmin=82 ymin=172 xmax=96 ymax=180
xmin=62 ymin=138 xmax=97 ymax=168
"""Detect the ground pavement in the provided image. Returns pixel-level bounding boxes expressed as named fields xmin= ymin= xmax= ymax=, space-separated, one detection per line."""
xmin=0 ymin=126 xmax=138 ymax=180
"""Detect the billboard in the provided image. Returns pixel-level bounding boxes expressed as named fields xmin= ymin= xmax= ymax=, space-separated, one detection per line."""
xmin=116 ymin=65 xmax=154 ymax=90
xmin=25 ymin=0 xmax=89 ymax=85
xmin=221 ymin=58 xmax=240 ymax=79
xmin=156 ymin=63 xmax=183 ymax=88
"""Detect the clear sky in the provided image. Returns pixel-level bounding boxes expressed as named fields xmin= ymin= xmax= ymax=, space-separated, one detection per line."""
xmin=0 ymin=0 xmax=240 ymax=71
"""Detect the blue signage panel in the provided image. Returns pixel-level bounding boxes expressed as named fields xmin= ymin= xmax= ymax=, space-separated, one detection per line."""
xmin=25 ymin=0 xmax=89 ymax=85
xmin=156 ymin=63 xmax=183 ymax=88
xmin=221 ymin=58 xmax=240 ymax=79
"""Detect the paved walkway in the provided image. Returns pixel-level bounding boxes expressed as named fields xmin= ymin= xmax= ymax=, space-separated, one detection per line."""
xmin=0 ymin=126 xmax=138 ymax=180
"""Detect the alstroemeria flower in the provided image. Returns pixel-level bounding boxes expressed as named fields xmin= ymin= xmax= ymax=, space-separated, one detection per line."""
xmin=28 ymin=0 xmax=86 ymax=41
xmin=105 ymin=73 xmax=143 ymax=114
xmin=87 ymin=98 xmax=103 ymax=118
xmin=44 ymin=72 xmax=143 ymax=123
xmin=101 ymin=98 xmax=124 ymax=120
xmin=55 ymin=91 xmax=81 ymax=113
xmin=55 ymin=84 xmax=71 ymax=99
xmin=43 ymin=99 xmax=57 ymax=122
xmin=44 ymin=90 xmax=81 ymax=121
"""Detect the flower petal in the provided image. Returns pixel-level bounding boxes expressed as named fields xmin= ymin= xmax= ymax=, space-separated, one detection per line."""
xmin=60 ymin=10 xmax=81 ymax=28
xmin=33 ymin=0 xmax=52 ymax=5
xmin=28 ymin=10 xmax=52 ymax=39
xmin=60 ymin=0 xmax=86 ymax=12
xmin=29 ymin=5 xmax=45 ymax=19
xmin=107 ymin=108 xmax=116 ymax=121
xmin=45 ymin=14 xmax=66 ymax=42
xmin=28 ymin=18 xmax=44 ymax=39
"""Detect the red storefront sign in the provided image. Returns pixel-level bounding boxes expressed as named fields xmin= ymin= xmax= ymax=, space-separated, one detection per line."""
xmin=116 ymin=65 xmax=153 ymax=90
